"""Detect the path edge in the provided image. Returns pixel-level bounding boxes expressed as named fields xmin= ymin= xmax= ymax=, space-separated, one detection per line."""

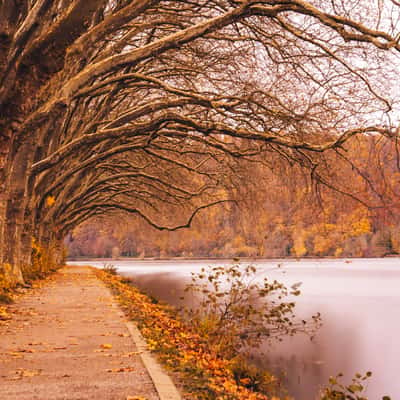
xmin=125 ymin=321 xmax=182 ymax=400
xmin=109 ymin=297 xmax=182 ymax=400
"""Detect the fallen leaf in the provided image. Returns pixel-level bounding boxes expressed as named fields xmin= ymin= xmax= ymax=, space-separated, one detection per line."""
xmin=16 ymin=349 xmax=35 ymax=353
xmin=100 ymin=343 xmax=112 ymax=349
xmin=22 ymin=369 xmax=41 ymax=377
xmin=123 ymin=351 xmax=141 ymax=357
xmin=9 ymin=352 xmax=24 ymax=358
xmin=107 ymin=367 xmax=135 ymax=373
xmin=9 ymin=369 xmax=42 ymax=380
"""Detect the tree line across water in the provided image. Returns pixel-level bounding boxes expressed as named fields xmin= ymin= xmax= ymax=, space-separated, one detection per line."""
xmin=68 ymin=135 xmax=400 ymax=259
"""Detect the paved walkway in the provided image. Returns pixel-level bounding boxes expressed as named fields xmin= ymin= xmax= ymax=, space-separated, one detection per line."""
xmin=0 ymin=266 xmax=161 ymax=400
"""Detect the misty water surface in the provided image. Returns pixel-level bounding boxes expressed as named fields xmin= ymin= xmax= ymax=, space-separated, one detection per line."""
xmin=68 ymin=258 xmax=399 ymax=399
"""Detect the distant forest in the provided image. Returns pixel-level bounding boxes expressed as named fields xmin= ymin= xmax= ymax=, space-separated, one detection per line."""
xmin=66 ymin=135 xmax=400 ymax=259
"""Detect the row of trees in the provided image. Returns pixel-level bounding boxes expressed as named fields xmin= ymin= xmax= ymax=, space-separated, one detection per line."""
xmin=67 ymin=134 xmax=400 ymax=259
xmin=1 ymin=1 xmax=400 ymax=283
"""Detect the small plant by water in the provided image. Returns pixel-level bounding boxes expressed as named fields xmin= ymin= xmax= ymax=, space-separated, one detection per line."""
xmin=178 ymin=262 xmax=322 ymax=396
xmin=181 ymin=262 xmax=322 ymax=359
xmin=102 ymin=263 xmax=117 ymax=275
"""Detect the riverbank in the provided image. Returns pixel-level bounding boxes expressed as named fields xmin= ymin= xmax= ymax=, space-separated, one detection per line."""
xmin=72 ymin=258 xmax=399 ymax=399
xmin=95 ymin=268 xmax=280 ymax=400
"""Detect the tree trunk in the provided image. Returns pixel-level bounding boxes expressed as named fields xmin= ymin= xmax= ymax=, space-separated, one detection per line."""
xmin=0 ymin=160 xmax=10 ymax=265
xmin=52 ymin=237 xmax=65 ymax=267
xmin=3 ymin=136 xmax=36 ymax=283
xmin=36 ymin=224 xmax=64 ymax=272
xmin=20 ymin=207 xmax=35 ymax=273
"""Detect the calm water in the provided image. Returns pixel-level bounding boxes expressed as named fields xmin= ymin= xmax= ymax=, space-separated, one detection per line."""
xmin=68 ymin=258 xmax=399 ymax=399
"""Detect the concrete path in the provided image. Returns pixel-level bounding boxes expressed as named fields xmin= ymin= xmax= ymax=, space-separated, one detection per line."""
xmin=0 ymin=266 xmax=161 ymax=400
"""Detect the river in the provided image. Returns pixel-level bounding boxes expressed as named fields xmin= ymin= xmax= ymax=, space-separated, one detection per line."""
xmin=68 ymin=258 xmax=399 ymax=399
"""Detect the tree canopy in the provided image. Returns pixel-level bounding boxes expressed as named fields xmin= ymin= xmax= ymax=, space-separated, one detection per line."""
xmin=1 ymin=0 xmax=400 ymax=282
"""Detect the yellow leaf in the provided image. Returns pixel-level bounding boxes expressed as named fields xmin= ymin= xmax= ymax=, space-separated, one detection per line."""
xmin=100 ymin=343 xmax=112 ymax=349
xmin=46 ymin=195 xmax=56 ymax=207
xmin=22 ymin=369 xmax=41 ymax=377
xmin=239 ymin=377 xmax=251 ymax=385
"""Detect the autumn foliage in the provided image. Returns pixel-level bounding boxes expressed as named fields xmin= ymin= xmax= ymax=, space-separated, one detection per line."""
xmin=68 ymin=136 xmax=400 ymax=260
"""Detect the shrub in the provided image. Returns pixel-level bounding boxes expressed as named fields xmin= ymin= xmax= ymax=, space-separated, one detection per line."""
xmin=181 ymin=262 xmax=321 ymax=359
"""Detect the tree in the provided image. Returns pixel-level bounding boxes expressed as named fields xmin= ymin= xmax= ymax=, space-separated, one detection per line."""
xmin=1 ymin=0 xmax=400 ymax=283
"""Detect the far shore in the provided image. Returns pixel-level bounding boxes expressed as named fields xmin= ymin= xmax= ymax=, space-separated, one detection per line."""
xmin=67 ymin=254 xmax=400 ymax=262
